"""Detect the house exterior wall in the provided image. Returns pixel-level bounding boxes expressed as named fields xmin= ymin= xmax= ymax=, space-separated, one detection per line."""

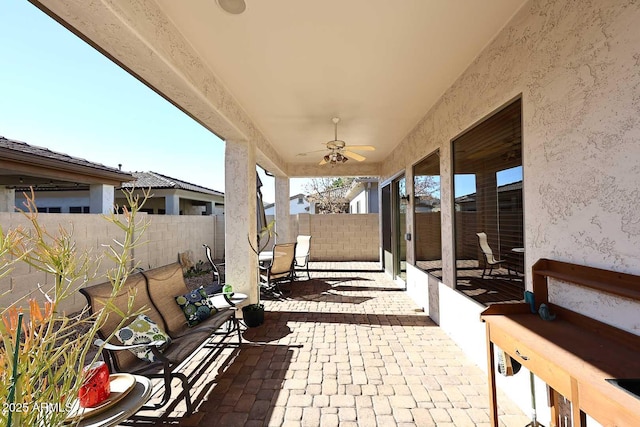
xmin=349 ymin=190 xmax=367 ymax=213
xmin=12 ymin=189 xmax=224 ymax=215
xmin=15 ymin=190 xmax=91 ymax=213
xmin=381 ymin=1 xmax=640 ymax=423
xmin=264 ymin=196 xmax=310 ymax=215
xmin=368 ymin=185 xmax=379 ymax=213
xmin=384 ymin=0 xmax=640 ymax=321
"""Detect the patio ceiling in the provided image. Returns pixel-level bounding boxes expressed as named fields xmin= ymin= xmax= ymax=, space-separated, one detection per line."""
xmin=29 ymin=0 xmax=527 ymax=177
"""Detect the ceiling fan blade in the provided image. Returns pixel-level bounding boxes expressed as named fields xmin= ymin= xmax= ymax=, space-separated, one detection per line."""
xmin=343 ymin=145 xmax=375 ymax=151
xmin=319 ymin=158 xmax=328 ymax=165
xmin=343 ymin=150 xmax=366 ymax=162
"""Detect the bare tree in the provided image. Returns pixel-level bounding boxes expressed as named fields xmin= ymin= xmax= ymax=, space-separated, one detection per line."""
xmin=414 ymin=175 xmax=438 ymax=198
xmin=414 ymin=175 xmax=440 ymax=210
xmin=305 ymin=177 xmax=354 ymax=214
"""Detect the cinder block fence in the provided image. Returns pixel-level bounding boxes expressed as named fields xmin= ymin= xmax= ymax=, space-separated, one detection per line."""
xmin=0 ymin=212 xmax=380 ymax=313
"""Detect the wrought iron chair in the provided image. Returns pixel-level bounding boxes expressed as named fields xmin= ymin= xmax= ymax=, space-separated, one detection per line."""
xmin=259 ymin=242 xmax=297 ymax=297
xmin=294 ymin=235 xmax=312 ymax=280
xmin=203 ymin=244 xmax=225 ymax=295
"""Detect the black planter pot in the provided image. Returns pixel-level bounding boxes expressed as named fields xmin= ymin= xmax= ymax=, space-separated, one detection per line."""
xmin=242 ymin=304 xmax=264 ymax=327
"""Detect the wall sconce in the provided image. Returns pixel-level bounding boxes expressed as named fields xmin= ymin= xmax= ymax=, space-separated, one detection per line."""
xmin=400 ymin=194 xmax=411 ymax=205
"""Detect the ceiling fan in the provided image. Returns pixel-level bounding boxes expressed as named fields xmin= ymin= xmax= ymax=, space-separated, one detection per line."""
xmin=298 ymin=117 xmax=375 ymax=165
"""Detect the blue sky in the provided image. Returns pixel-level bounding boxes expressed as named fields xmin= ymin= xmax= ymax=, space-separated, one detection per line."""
xmin=0 ymin=0 xmax=299 ymax=203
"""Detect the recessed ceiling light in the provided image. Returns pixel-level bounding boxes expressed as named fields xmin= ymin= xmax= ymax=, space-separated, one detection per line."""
xmin=217 ymin=0 xmax=246 ymax=15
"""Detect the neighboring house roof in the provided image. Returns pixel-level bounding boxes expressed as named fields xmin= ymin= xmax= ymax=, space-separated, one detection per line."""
xmin=120 ymin=171 xmax=224 ymax=197
xmin=455 ymin=180 xmax=522 ymax=204
xmin=263 ymin=193 xmax=307 ymax=210
xmin=0 ymin=135 xmax=133 ymax=186
xmin=344 ymin=178 xmax=378 ymax=201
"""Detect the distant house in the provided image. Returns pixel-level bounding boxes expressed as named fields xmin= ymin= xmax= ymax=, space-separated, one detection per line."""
xmin=454 ymin=180 xmax=522 ymax=212
xmin=263 ymin=193 xmax=310 ymax=215
xmin=345 ymin=178 xmax=379 ymax=214
xmin=305 ymin=179 xmax=379 ymax=214
xmin=118 ymin=171 xmax=224 ymax=215
xmin=307 ymin=186 xmax=350 ymax=214
xmin=2 ymin=136 xmax=224 ymax=215
xmin=1 ymin=135 xmax=133 ymax=214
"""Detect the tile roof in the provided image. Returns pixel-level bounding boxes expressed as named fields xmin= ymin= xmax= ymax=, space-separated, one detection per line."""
xmin=263 ymin=193 xmax=306 ymax=209
xmin=0 ymin=135 xmax=129 ymax=176
xmin=455 ymin=180 xmax=522 ymax=203
xmin=120 ymin=171 xmax=224 ymax=196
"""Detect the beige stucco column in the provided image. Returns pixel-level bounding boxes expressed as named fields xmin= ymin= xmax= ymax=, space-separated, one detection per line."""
xmin=275 ymin=175 xmax=292 ymax=243
xmin=0 ymin=188 xmax=15 ymax=212
xmin=224 ymin=140 xmax=258 ymax=303
xmin=165 ymin=194 xmax=180 ymax=215
xmin=89 ymin=184 xmax=115 ymax=214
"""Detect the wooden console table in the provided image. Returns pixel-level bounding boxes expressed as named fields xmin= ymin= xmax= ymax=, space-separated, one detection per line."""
xmin=481 ymin=259 xmax=640 ymax=427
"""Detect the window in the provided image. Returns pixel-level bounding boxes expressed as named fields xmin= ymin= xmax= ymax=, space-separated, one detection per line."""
xmin=413 ymin=150 xmax=442 ymax=278
xmin=452 ymin=98 xmax=523 ymax=303
xmin=37 ymin=207 xmax=62 ymax=213
xmin=70 ymin=206 xmax=90 ymax=214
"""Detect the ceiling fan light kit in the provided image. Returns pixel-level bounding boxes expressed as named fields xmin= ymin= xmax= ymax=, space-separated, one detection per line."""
xmin=323 ymin=153 xmax=348 ymax=165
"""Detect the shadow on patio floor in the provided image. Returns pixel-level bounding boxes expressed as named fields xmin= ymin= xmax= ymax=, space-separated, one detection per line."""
xmin=123 ymin=263 xmax=529 ymax=426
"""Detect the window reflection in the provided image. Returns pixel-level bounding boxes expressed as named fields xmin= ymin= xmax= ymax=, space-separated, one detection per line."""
xmin=452 ymin=98 xmax=524 ymax=304
xmin=413 ymin=150 xmax=442 ymax=279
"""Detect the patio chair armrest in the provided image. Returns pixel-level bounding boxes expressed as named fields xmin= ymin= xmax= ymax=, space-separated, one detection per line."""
xmin=94 ymin=338 xmax=166 ymax=352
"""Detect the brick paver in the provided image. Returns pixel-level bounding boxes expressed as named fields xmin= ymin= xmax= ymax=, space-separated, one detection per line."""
xmin=129 ymin=262 xmax=529 ymax=426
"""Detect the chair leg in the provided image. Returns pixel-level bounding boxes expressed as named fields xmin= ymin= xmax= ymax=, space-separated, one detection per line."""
xmin=234 ymin=314 xmax=242 ymax=345
xmin=306 ymin=263 xmax=310 ymax=280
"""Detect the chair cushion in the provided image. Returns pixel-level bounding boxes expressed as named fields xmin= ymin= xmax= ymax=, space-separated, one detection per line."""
xmin=175 ymin=287 xmax=218 ymax=327
xmin=115 ymin=314 xmax=171 ymax=362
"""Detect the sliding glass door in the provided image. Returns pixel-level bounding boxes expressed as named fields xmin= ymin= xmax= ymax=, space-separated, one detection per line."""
xmin=382 ymin=175 xmax=407 ymax=282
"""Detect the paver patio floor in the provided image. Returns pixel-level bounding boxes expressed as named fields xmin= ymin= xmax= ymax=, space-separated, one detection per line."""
xmin=125 ymin=262 xmax=529 ymax=427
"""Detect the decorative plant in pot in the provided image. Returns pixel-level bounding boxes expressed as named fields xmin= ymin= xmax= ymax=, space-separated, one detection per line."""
xmin=0 ymin=188 xmax=149 ymax=427
xmin=242 ymin=220 xmax=276 ymax=327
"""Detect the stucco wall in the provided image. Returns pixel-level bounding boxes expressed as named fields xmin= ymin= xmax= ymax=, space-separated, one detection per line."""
xmin=384 ymin=1 xmax=640 ymax=423
xmin=0 ymin=212 xmax=224 ymax=313
xmin=383 ymin=0 xmax=640 ymax=311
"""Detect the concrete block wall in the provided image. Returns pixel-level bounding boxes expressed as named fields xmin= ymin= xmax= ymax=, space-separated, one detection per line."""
xmin=308 ymin=213 xmax=379 ymax=261
xmin=136 ymin=214 xmax=221 ymax=269
xmin=0 ymin=212 xmax=222 ymax=313
xmin=0 ymin=211 xmax=377 ymax=312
